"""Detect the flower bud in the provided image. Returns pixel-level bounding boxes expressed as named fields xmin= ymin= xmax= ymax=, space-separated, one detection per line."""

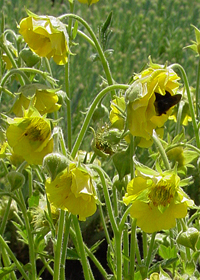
xmin=43 ymin=153 xmax=69 ymax=181
xmin=19 ymin=48 xmax=41 ymax=67
xmin=177 ymin=227 xmax=199 ymax=251
xmin=6 ymin=171 xmax=25 ymax=191
xmin=92 ymin=104 xmax=109 ymax=122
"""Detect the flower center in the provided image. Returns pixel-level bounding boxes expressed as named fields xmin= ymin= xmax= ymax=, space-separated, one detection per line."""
xmin=23 ymin=118 xmax=50 ymax=142
xmin=148 ymin=180 xmax=175 ymax=207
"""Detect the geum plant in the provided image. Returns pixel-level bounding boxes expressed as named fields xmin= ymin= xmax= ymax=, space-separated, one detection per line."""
xmin=0 ymin=1 xmax=200 ymax=280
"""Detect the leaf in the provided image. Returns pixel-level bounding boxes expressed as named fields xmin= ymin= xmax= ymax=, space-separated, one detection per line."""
xmin=0 ymin=264 xmax=16 ymax=279
xmin=72 ymin=21 xmax=78 ymax=40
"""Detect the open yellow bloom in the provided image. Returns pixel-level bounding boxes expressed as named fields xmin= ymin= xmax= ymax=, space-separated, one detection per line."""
xmin=45 ymin=163 xmax=97 ymax=221
xmin=123 ymin=165 xmax=193 ymax=233
xmin=77 ymin=0 xmax=99 ymax=5
xmin=12 ymin=84 xmax=61 ymax=117
xmin=126 ymin=59 xmax=180 ymax=147
xmin=6 ymin=111 xmax=53 ymax=165
xmin=19 ymin=10 xmax=69 ymax=65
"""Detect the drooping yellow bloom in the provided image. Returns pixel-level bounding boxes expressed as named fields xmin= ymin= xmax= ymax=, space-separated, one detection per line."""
xmin=19 ymin=10 xmax=69 ymax=65
xmin=126 ymin=58 xmax=181 ymax=147
xmin=45 ymin=163 xmax=97 ymax=221
xmin=12 ymin=84 xmax=61 ymax=117
xmin=6 ymin=110 xmax=53 ymax=165
xmin=123 ymin=162 xmax=193 ymax=233
xmin=77 ymin=0 xmax=99 ymax=5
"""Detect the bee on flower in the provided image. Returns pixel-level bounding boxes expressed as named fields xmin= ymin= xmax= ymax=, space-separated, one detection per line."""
xmin=125 ymin=58 xmax=181 ymax=147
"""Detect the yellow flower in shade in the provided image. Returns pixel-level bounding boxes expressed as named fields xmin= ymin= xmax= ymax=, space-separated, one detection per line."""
xmin=12 ymin=84 xmax=61 ymax=117
xmin=110 ymin=96 xmax=126 ymax=130
xmin=19 ymin=10 xmax=69 ymax=65
xmin=123 ymin=161 xmax=193 ymax=233
xmin=45 ymin=163 xmax=97 ymax=221
xmin=77 ymin=0 xmax=99 ymax=5
xmin=6 ymin=110 xmax=53 ymax=165
xmin=126 ymin=58 xmax=181 ymax=148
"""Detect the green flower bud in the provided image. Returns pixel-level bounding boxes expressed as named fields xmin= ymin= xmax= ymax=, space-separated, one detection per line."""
xmin=125 ymin=81 xmax=143 ymax=103
xmin=19 ymin=48 xmax=41 ymax=67
xmin=6 ymin=171 xmax=25 ymax=191
xmin=43 ymin=153 xmax=69 ymax=181
xmin=103 ymin=128 xmax=122 ymax=145
xmin=92 ymin=104 xmax=109 ymax=122
xmin=177 ymin=227 xmax=199 ymax=251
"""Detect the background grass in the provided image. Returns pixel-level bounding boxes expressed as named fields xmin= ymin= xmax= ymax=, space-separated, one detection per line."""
xmin=1 ymin=0 xmax=200 ymax=137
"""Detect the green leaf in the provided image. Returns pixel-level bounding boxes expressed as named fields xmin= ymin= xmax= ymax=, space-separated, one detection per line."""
xmin=158 ymin=244 xmax=178 ymax=259
xmin=72 ymin=21 xmax=78 ymax=40
xmin=0 ymin=264 xmax=16 ymax=279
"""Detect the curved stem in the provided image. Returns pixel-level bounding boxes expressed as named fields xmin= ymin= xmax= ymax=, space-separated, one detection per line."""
xmin=71 ymin=84 xmax=128 ymax=158
xmin=58 ymin=13 xmax=115 ymax=98
xmin=0 ymin=69 xmax=31 ymax=87
xmin=152 ymin=129 xmax=171 ymax=170
xmin=53 ymin=209 xmax=65 ymax=280
xmin=115 ymin=231 xmax=123 ymax=280
xmin=171 ymin=63 xmax=200 ymax=148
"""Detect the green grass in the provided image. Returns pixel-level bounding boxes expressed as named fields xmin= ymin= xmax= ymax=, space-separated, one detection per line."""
xmin=1 ymin=0 xmax=200 ymax=141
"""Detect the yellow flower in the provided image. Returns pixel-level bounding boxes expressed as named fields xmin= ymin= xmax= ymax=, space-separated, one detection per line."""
xmin=12 ymin=84 xmax=61 ymax=117
xmin=126 ymin=58 xmax=180 ymax=147
xmin=19 ymin=10 xmax=69 ymax=65
xmin=123 ymin=163 xmax=193 ymax=233
xmin=6 ymin=110 xmax=53 ymax=165
xmin=77 ymin=0 xmax=100 ymax=5
xmin=45 ymin=163 xmax=97 ymax=221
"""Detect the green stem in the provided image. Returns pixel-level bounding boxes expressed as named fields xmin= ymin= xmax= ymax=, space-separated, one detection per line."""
xmin=142 ymin=232 xmax=147 ymax=259
xmin=123 ymin=225 xmax=129 ymax=278
xmin=152 ymin=129 xmax=171 ymax=170
xmin=40 ymin=256 xmax=54 ymax=276
xmin=175 ymin=100 xmax=184 ymax=135
xmin=171 ymin=63 xmax=200 ymax=148
xmin=65 ymin=62 xmax=72 ymax=151
xmin=196 ymin=57 xmax=200 ymax=119
xmin=71 ymin=84 xmax=128 ymax=158
xmin=1 ymin=247 xmax=17 ymax=280
xmin=91 ymin=165 xmax=118 ymax=233
xmin=113 ymin=185 xmax=119 ymax=217
xmin=53 ymin=209 xmax=66 ymax=280
xmin=0 ymin=197 xmax=11 ymax=236
xmin=0 ymin=39 xmax=25 ymax=86
xmin=0 ymin=69 xmax=31 ymax=87
xmin=58 ymin=13 xmax=115 ymax=98
xmin=0 ymin=235 xmax=29 ymax=280
xmin=145 ymin=232 xmax=156 ymax=277
xmin=0 ymin=86 xmax=15 ymax=97
xmin=98 ymin=198 xmax=113 ymax=251
xmin=115 ymin=231 xmax=123 ymax=280
xmin=130 ymin=218 xmax=137 ymax=280
xmin=72 ymin=215 xmax=92 ymax=280
xmin=60 ymin=213 xmax=71 ymax=280
xmin=118 ymin=204 xmax=131 ymax=232
xmin=17 ymin=189 xmax=37 ymax=280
